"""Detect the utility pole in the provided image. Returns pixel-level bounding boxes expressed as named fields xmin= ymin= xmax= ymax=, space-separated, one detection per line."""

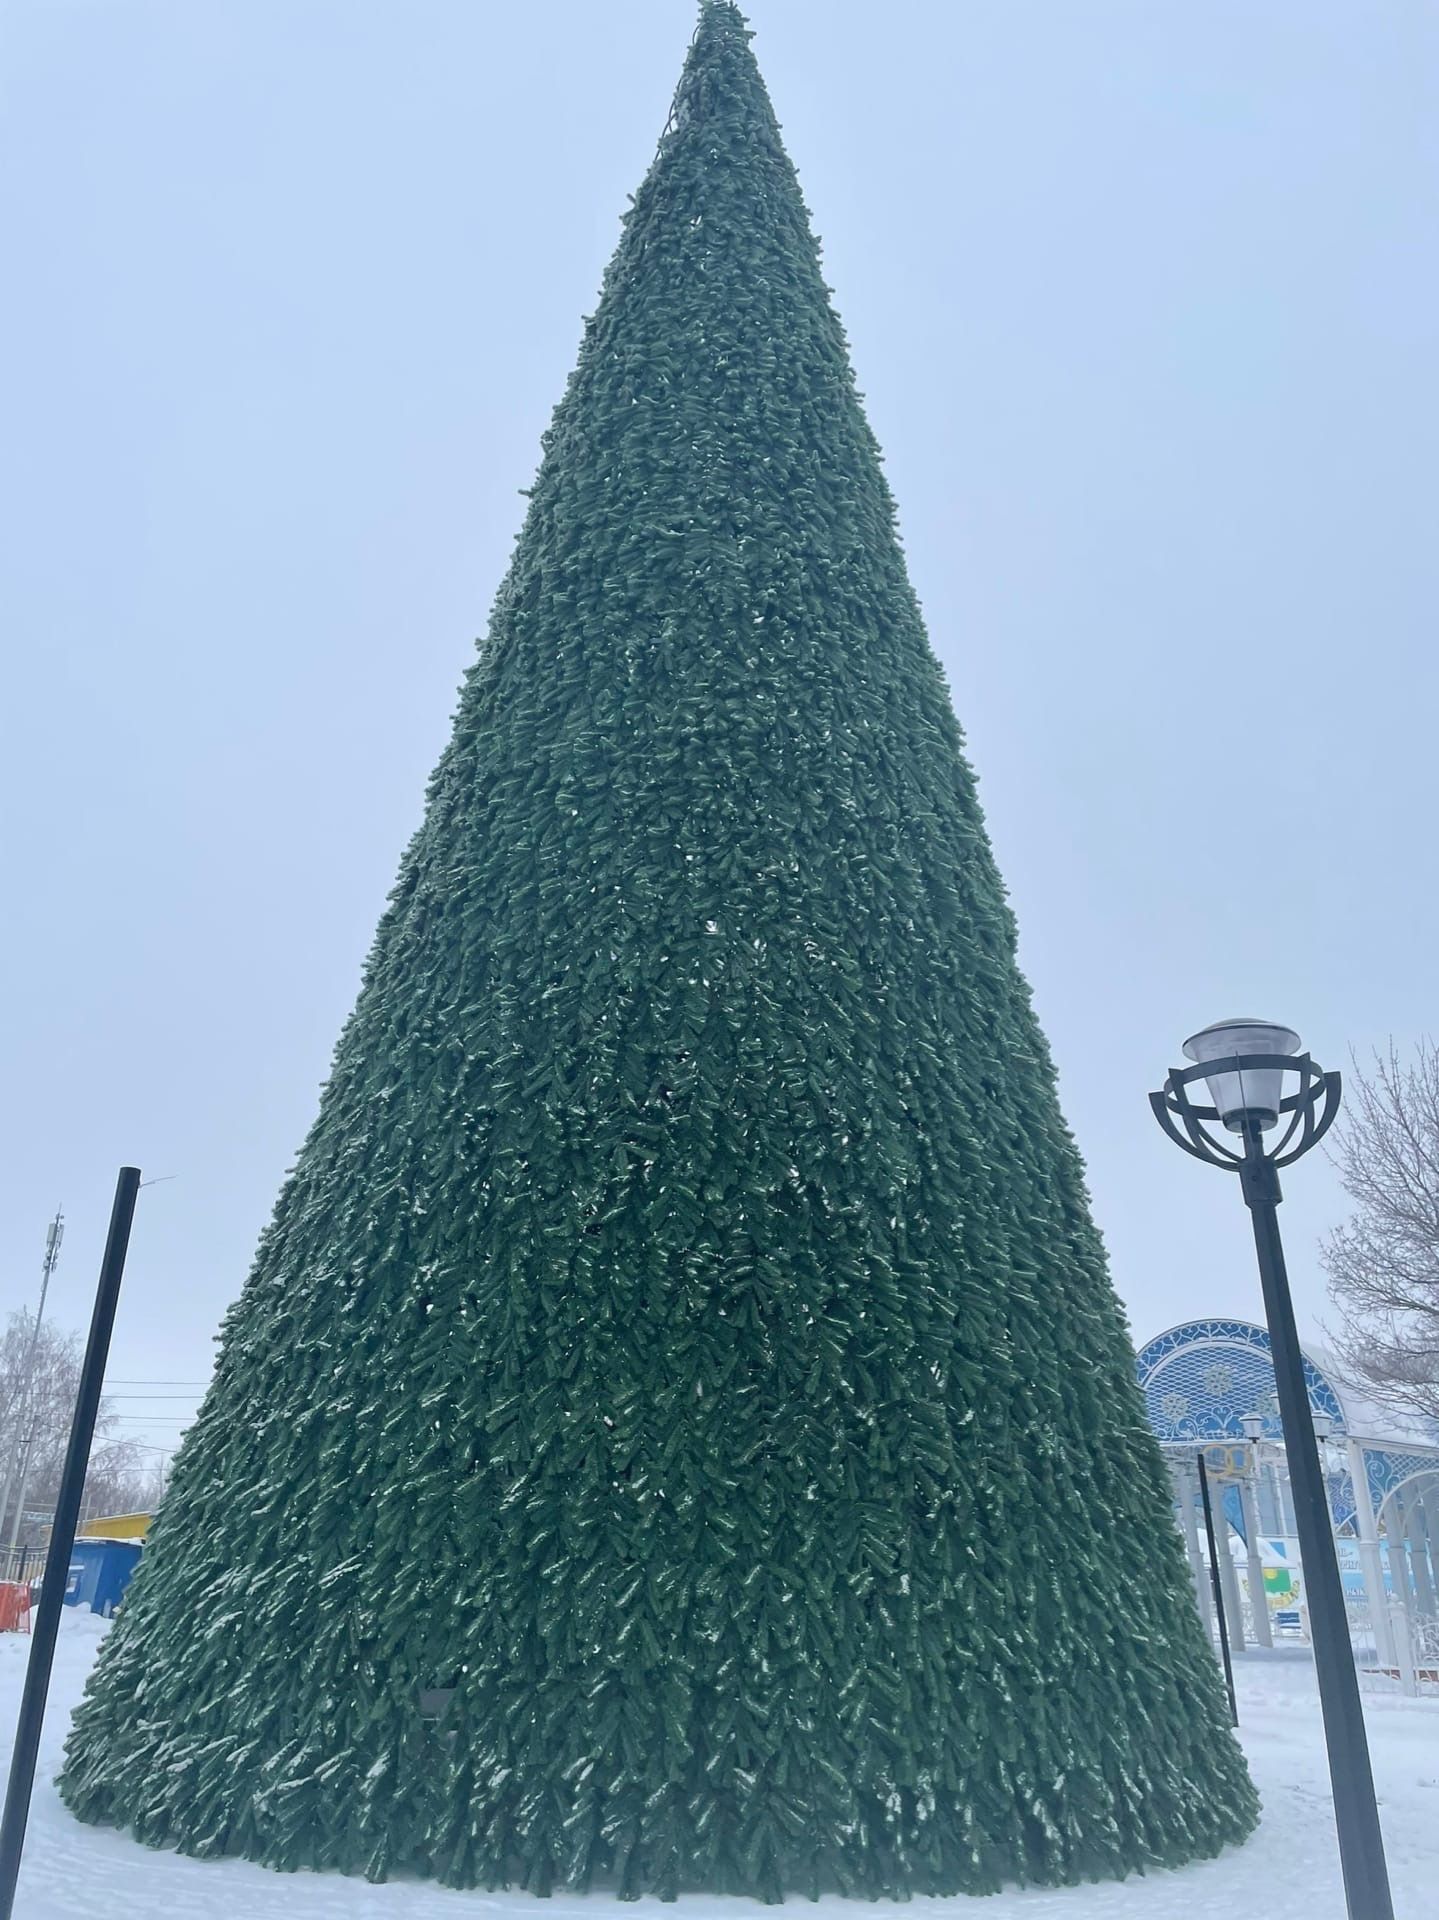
xmin=0 ymin=1211 xmax=63 ymax=1567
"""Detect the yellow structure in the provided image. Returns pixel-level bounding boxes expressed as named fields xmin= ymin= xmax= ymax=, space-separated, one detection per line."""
xmin=79 ymin=1511 xmax=152 ymax=1541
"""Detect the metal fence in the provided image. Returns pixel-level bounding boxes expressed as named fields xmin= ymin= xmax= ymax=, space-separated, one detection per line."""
xmin=0 ymin=1548 xmax=43 ymax=1591
xmin=1350 ymin=1597 xmax=1439 ymax=1698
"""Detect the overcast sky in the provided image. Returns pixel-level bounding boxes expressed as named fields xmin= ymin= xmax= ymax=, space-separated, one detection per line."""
xmin=2 ymin=1 xmax=1436 ymax=1465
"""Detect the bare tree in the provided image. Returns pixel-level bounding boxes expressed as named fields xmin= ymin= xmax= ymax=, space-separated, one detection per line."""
xmin=1322 ymin=1041 xmax=1439 ymax=1425
xmin=83 ymin=1440 xmax=168 ymax=1521
xmin=0 ymin=1311 xmax=158 ymax=1546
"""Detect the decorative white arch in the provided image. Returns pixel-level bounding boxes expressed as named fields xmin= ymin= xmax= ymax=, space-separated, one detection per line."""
xmin=1377 ymin=1465 xmax=1439 ymax=1627
xmin=1135 ymin=1317 xmax=1439 ymax=1668
xmin=1135 ymin=1317 xmax=1348 ymax=1444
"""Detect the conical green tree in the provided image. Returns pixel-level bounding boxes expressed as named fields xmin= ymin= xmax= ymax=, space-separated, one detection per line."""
xmin=61 ymin=4 xmax=1255 ymax=1899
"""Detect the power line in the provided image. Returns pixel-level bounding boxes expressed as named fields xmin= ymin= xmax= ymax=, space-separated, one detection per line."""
xmin=105 ymin=1379 xmax=208 ymax=1387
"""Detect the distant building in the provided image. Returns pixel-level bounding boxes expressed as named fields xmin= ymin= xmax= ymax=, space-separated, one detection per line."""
xmin=78 ymin=1511 xmax=152 ymax=1542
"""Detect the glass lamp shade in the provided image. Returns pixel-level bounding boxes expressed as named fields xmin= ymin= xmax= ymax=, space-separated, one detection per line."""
xmin=1240 ymin=1413 xmax=1265 ymax=1443
xmin=1182 ymin=1019 xmax=1302 ymax=1132
xmin=1311 ymin=1411 xmax=1333 ymax=1441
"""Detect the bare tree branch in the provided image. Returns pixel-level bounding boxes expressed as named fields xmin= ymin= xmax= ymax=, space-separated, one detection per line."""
xmin=1322 ymin=1040 xmax=1439 ymax=1425
xmin=0 ymin=1311 xmax=163 ymax=1545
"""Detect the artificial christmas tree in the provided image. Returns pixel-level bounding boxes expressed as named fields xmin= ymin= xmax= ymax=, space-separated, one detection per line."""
xmin=61 ymin=3 xmax=1256 ymax=1899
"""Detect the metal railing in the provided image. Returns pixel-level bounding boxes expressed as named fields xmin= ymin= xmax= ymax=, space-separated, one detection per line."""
xmin=0 ymin=1549 xmax=43 ymax=1591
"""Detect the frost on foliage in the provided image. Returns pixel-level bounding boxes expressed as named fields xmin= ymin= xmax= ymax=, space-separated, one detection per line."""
xmin=59 ymin=0 xmax=1253 ymax=1903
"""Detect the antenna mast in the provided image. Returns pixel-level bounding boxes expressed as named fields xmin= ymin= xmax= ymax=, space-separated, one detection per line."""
xmin=0 ymin=1209 xmax=65 ymax=1562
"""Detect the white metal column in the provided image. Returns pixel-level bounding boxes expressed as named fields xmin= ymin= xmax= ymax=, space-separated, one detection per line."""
xmin=1417 ymin=1488 xmax=1439 ymax=1613
xmin=1174 ymin=1461 xmax=1215 ymax=1640
xmin=1391 ymin=1491 xmax=1419 ymax=1606
xmin=1348 ymin=1438 xmax=1396 ymax=1669
xmin=1261 ymin=1460 xmax=1282 ymax=1535
xmin=1282 ymin=1459 xmax=1299 ymax=1535
xmin=1218 ymin=1523 xmax=1246 ymax=1653
xmin=1407 ymin=1490 xmax=1437 ymax=1620
xmin=1238 ymin=1472 xmax=1272 ymax=1647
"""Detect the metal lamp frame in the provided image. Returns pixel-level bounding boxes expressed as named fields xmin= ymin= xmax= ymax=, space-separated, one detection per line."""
xmin=1150 ymin=1051 xmax=1341 ymax=1176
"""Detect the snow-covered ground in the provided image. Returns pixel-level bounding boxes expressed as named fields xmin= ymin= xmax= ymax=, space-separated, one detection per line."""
xmin=3 ymin=1611 xmax=1437 ymax=1918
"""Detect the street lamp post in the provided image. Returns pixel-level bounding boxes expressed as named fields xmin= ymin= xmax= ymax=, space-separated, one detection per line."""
xmin=1152 ymin=1020 xmax=1393 ymax=1920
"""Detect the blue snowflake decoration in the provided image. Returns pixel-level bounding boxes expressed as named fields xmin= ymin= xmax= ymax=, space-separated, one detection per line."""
xmin=1134 ymin=1318 xmax=1345 ymax=1443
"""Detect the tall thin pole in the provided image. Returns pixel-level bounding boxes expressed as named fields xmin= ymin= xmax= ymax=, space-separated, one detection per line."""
xmin=0 ymin=1210 xmax=64 ymax=1561
xmin=0 ymin=1170 xmax=139 ymax=1920
xmin=1240 ymin=1129 xmax=1393 ymax=1920
xmin=1196 ymin=1450 xmax=1238 ymax=1725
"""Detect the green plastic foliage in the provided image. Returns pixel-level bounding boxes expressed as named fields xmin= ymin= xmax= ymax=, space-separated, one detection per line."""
xmin=61 ymin=2 xmax=1256 ymax=1899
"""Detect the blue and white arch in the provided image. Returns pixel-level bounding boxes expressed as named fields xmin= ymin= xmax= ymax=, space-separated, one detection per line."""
xmin=1135 ymin=1317 xmax=1345 ymax=1444
xmin=1135 ymin=1316 xmax=1439 ymax=1664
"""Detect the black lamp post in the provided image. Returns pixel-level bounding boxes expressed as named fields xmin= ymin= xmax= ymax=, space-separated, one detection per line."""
xmin=1152 ymin=1020 xmax=1393 ymax=1920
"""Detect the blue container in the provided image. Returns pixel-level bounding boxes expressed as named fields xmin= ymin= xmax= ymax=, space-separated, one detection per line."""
xmin=65 ymin=1538 xmax=142 ymax=1617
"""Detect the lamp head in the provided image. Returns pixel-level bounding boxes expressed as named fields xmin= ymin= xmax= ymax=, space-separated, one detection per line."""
xmin=1182 ymin=1019 xmax=1303 ymax=1133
